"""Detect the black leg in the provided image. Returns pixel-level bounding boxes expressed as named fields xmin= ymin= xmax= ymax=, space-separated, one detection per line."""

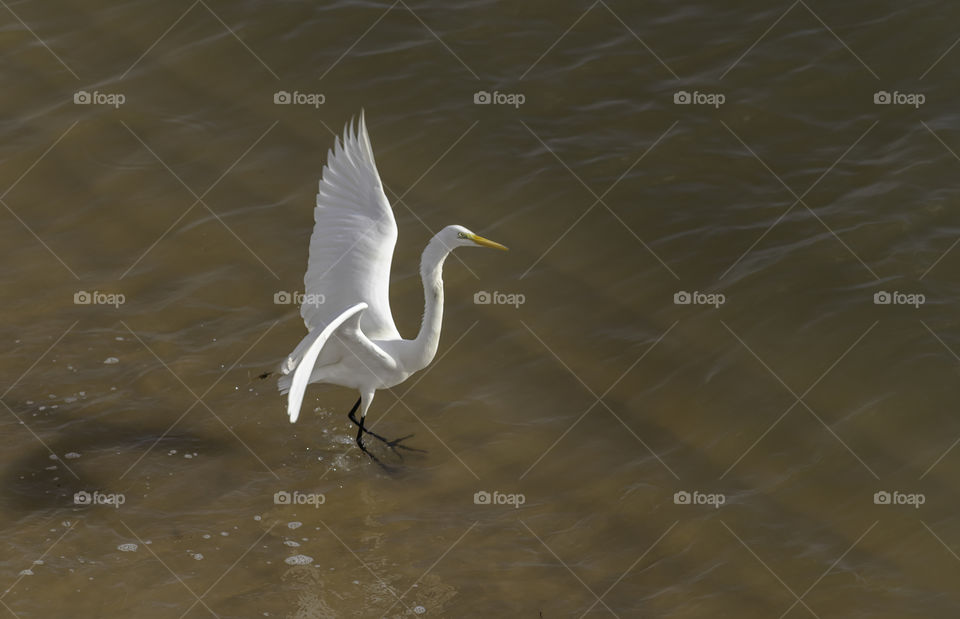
xmin=346 ymin=398 xmax=425 ymax=456
xmin=347 ymin=398 xmax=365 ymax=449
xmin=355 ymin=419 xmax=365 ymax=449
xmin=347 ymin=398 xmax=391 ymax=444
xmin=346 ymin=399 xmax=393 ymax=470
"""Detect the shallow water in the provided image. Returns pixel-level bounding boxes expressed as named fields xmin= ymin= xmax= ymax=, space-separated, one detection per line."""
xmin=2 ymin=0 xmax=960 ymax=616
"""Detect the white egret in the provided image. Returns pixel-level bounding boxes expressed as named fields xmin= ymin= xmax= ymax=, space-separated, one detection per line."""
xmin=273 ymin=112 xmax=507 ymax=461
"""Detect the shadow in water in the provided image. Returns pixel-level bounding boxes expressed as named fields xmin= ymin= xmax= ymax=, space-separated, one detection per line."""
xmin=0 ymin=402 xmax=229 ymax=518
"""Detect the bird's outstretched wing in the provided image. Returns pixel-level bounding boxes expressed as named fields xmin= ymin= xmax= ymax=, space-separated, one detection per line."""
xmin=301 ymin=112 xmax=400 ymax=341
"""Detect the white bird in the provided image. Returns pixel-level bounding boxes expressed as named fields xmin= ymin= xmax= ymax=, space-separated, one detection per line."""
xmin=274 ymin=112 xmax=507 ymax=461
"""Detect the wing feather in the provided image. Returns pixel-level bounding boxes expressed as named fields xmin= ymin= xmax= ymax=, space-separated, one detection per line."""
xmin=287 ymin=303 xmax=368 ymax=423
xmin=301 ymin=112 xmax=400 ymax=340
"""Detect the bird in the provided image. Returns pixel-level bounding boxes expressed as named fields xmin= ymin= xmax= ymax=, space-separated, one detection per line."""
xmin=273 ymin=111 xmax=507 ymax=463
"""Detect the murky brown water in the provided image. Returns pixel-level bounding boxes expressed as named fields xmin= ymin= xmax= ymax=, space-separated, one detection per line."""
xmin=2 ymin=0 xmax=960 ymax=616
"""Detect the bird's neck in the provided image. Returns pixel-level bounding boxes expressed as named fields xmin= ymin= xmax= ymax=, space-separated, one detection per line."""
xmin=411 ymin=237 xmax=449 ymax=371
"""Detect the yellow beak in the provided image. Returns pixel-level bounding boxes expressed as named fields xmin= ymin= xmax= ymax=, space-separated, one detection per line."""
xmin=469 ymin=234 xmax=508 ymax=251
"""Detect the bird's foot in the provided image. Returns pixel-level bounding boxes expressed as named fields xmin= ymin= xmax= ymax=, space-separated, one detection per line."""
xmin=348 ymin=409 xmax=426 ymax=459
xmin=357 ymin=432 xmax=426 ymax=464
xmin=365 ymin=432 xmax=426 ymax=456
xmin=355 ymin=436 xmax=400 ymax=472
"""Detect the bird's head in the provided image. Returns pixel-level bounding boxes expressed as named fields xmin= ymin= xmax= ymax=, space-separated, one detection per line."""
xmin=441 ymin=225 xmax=508 ymax=251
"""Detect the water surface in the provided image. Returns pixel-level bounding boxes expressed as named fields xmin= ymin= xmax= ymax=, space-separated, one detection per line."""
xmin=2 ymin=0 xmax=960 ymax=616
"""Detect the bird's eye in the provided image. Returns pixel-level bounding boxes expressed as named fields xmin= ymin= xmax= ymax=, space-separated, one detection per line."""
xmin=457 ymin=232 xmax=466 ymax=239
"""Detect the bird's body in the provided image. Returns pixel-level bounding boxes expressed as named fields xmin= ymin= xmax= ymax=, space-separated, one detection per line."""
xmin=277 ymin=112 xmax=506 ymax=459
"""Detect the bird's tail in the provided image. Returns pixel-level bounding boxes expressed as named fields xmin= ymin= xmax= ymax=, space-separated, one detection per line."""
xmin=277 ymin=373 xmax=292 ymax=395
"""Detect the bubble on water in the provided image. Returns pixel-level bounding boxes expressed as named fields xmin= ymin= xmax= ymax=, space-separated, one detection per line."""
xmin=103 ymin=357 xmax=119 ymax=365
xmin=413 ymin=606 xmax=426 ymax=615
xmin=284 ymin=540 xmax=300 ymax=547
xmin=48 ymin=454 xmax=59 ymax=460
xmin=168 ymin=450 xmax=177 ymax=456
xmin=115 ymin=336 xmax=124 ymax=341
xmin=184 ymin=454 xmax=193 ymax=459
xmin=33 ymin=560 xmax=44 ymax=566
xmin=220 ymin=532 xmax=228 ymax=537
xmin=64 ymin=452 xmax=81 ymax=459
xmin=287 ymin=522 xmax=302 ymax=530
xmin=19 ymin=569 xmax=33 ymax=576
xmin=202 ymin=534 xmax=211 ymax=539
xmin=254 ymin=515 xmax=262 ymax=521
xmin=191 ymin=553 xmax=204 ymax=561
xmin=284 ymin=554 xmax=313 ymax=566
xmin=117 ymin=543 xmax=138 ymax=552
xmin=64 ymin=396 xmax=77 ymax=403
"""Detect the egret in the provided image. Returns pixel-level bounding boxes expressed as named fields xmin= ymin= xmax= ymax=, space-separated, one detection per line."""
xmin=274 ymin=112 xmax=507 ymax=462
